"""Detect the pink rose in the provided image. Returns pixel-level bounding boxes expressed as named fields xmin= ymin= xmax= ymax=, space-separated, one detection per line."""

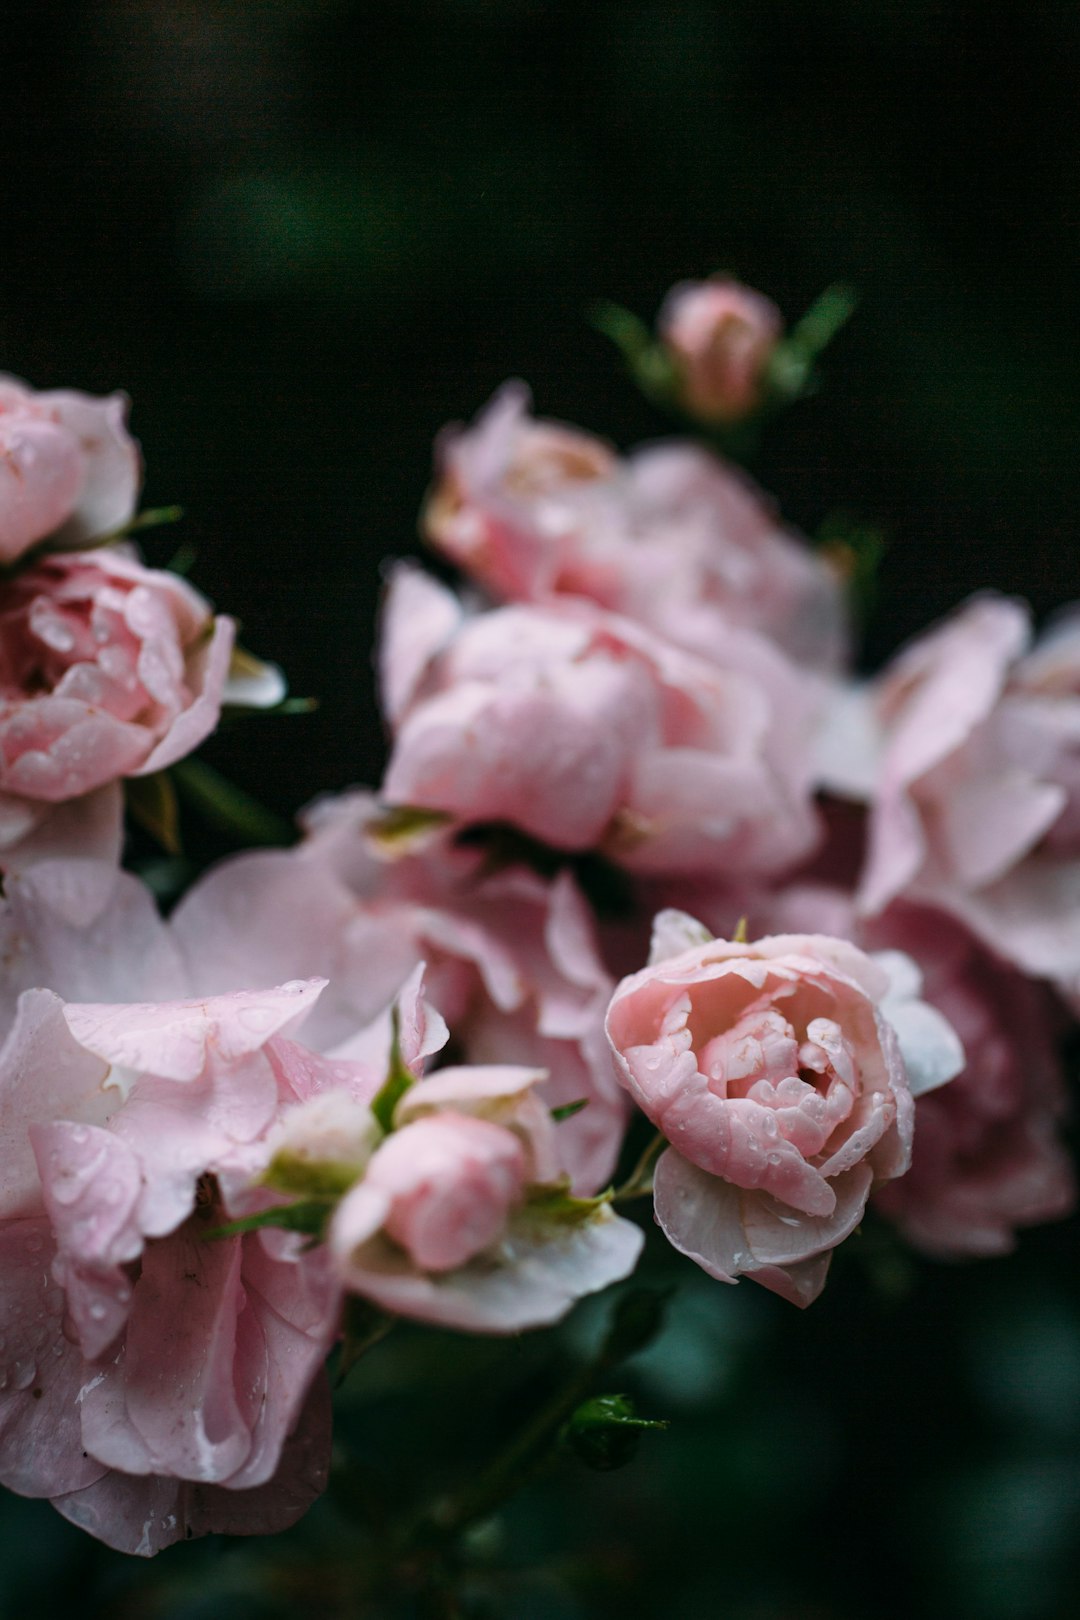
xmin=605 ymin=917 xmax=963 ymax=1305
xmin=711 ymin=882 xmax=1076 ymax=1260
xmin=865 ymin=904 xmax=1076 ymax=1257
xmin=658 ymin=277 xmax=781 ymax=423
xmin=0 ymin=376 xmax=140 ymax=564
xmin=825 ymin=593 xmax=1080 ymax=990
xmin=335 ymin=1111 xmax=527 ymax=1273
xmin=424 ymin=384 xmax=848 ymax=673
xmin=325 ymin=1061 xmax=643 ymax=1333
xmin=172 ymin=788 xmax=627 ymax=1193
xmin=0 ymin=887 xmax=343 ymax=1556
xmin=379 ymin=567 xmax=821 ymax=878
xmin=0 ymin=549 xmax=233 ymax=804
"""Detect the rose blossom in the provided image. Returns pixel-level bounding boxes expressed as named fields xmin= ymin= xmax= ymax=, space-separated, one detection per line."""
xmin=171 ymin=788 xmax=627 ymax=1193
xmin=233 ymin=970 xmax=643 ymax=1336
xmin=378 ymin=565 xmax=821 ymax=878
xmin=657 ymin=277 xmax=781 ymax=423
xmin=0 ymin=376 xmax=140 ymax=564
xmin=821 ymin=592 xmax=1080 ymax=992
xmin=424 ymin=383 xmax=847 ymax=673
xmin=605 ymin=915 xmax=963 ymax=1305
xmin=869 ymin=905 xmax=1075 ymax=1256
xmin=320 ymin=1061 xmax=643 ymax=1334
xmin=0 ymin=548 xmax=234 ymax=886
xmin=0 ymin=972 xmax=344 ymax=1555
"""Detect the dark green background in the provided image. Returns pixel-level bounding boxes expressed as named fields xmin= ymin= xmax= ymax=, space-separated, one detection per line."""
xmin=2 ymin=4 xmax=1079 ymax=1615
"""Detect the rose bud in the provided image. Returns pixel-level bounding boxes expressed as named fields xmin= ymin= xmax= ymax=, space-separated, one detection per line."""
xmin=658 ymin=278 xmax=781 ymax=424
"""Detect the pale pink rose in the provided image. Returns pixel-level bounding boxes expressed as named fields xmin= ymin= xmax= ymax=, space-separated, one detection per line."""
xmin=338 ymin=1111 xmax=527 ymax=1272
xmin=424 ymin=384 xmax=848 ymax=673
xmin=326 ymin=1062 xmax=643 ymax=1333
xmin=826 ymin=593 xmax=1080 ymax=991
xmin=171 ymin=788 xmax=627 ymax=1193
xmin=605 ymin=918 xmax=963 ymax=1305
xmin=658 ymin=277 xmax=781 ymax=423
xmin=0 ymin=376 xmax=140 ymax=564
xmin=0 ymin=921 xmax=343 ymax=1554
xmin=863 ymin=904 xmax=1075 ymax=1257
xmin=0 ymin=549 xmax=233 ymax=804
xmin=379 ymin=567 xmax=821 ymax=879
xmin=723 ymin=883 xmax=1076 ymax=1260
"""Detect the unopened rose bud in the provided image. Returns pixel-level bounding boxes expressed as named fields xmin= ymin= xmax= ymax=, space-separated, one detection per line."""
xmin=658 ymin=277 xmax=781 ymax=424
xmin=562 ymin=1393 xmax=669 ymax=1471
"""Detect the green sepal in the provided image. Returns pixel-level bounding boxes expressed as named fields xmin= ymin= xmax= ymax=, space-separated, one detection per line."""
xmin=205 ymin=1198 xmax=332 ymax=1241
xmin=522 ymin=1177 xmax=613 ymax=1226
xmin=815 ymin=508 xmax=887 ymax=628
xmin=550 ymin=1098 xmax=589 ymax=1123
xmin=765 ymin=282 xmax=857 ymax=405
xmin=117 ymin=504 xmax=185 ymax=537
xmin=589 ymin=299 xmax=678 ymax=404
xmin=365 ymin=803 xmax=452 ymax=856
xmin=125 ymin=771 xmax=182 ymax=855
xmin=262 ymin=1151 xmax=363 ymax=1200
xmin=370 ymin=1005 xmax=415 ymax=1135
xmin=273 ymin=696 xmax=319 ymax=716
xmin=171 ymin=757 xmax=294 ymax=848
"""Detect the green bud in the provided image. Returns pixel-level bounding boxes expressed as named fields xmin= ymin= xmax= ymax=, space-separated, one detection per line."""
xmin=562 ymin=1393 xmax=669 ymax=1472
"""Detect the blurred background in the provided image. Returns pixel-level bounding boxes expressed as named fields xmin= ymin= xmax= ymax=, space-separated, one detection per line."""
xmin=2 ymin=3 xmax=1080 ymax=1615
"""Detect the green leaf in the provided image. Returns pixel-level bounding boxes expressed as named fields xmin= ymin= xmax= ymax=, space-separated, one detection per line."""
xmin=369 ymin=1004 xmax=416 ymax=1134
xmin=550 ymin=1099 xmax=589 ymax=1123
xmin=125 ymin=771 xmax=182 ymax=855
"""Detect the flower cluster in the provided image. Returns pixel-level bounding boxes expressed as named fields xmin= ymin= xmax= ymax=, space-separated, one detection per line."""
xmin=1 ymin=281 xmax=1077 ymax=1558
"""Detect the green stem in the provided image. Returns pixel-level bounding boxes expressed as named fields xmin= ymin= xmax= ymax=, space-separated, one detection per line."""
xmin=171 ymin=757 xmax=294 ymax=847
xmin=613 ymin=1130 xmax=666 ymax=1203
xmin=427 ymin=1360 xmax=597 ymax=1540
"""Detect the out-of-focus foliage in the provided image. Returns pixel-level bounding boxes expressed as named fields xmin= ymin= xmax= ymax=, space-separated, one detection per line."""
xmin=2 ymin=2 xmax=1080 ymax=1614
